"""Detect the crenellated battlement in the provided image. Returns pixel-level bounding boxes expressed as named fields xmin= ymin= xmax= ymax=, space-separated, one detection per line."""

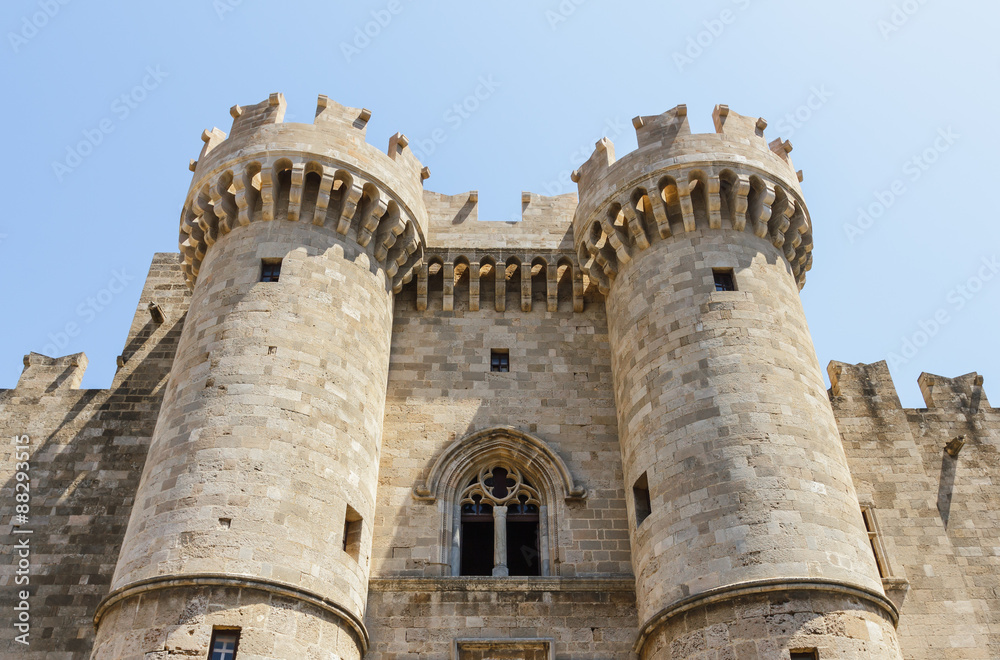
xmin=15 ymin=352 xmax=88 ymax=391
xmin=572 ymin=105 xmax=811 ymax=293
xmin=918 ymin=371 xmax=989 ymax=411
xmin=191 ymin=93 xmax=430 ymax=186
xmin=180 ymin=94 xmax=431 ymax=291
xmin=829 ymin=360 xmax=992 ymax=413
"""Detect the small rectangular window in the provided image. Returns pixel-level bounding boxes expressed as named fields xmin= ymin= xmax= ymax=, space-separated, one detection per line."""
xmin=260 ymin=259 xmax=282 ymax=282
xmin=633 ymin=472 xmax=652 ymax=527
xmin=713 ymin=268 xmax=736 ymax=292
xmin=490 ymin=349 xmax=509 ymax=373
xmin=343 ymin=505 xmax=363 ymax=561
xmin=209 ymin=629 xmax=240 ymax=660
xmin=790 ymin=651 xmax=818 ymax=660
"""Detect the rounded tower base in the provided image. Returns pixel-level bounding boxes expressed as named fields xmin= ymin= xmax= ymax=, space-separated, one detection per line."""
xmin=637 ymin=586 xmax=900 ymax=660
xmin=91 ymin=584 xmax=364 ymax=660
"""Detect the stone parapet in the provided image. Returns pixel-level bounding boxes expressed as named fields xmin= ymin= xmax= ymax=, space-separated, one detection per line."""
xmin=572 ymin=105 xmax=811 ymax=292
xmin=180 ymin=94 xmax=429 ymax=291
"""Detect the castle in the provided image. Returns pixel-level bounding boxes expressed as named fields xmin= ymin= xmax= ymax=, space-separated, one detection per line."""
xmin=1 ymin=94 xmax=998 ymax=660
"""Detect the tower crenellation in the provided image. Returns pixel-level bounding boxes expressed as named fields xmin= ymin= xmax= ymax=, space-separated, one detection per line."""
xmin=572 ymin=104 xmax=811 ymax=294
xmin=181 ymin=93 xmax=430 ymax=292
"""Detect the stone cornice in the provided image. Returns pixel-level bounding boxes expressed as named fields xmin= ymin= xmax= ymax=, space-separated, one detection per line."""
xmin=367 ymin=575 xmax=636 ymax=592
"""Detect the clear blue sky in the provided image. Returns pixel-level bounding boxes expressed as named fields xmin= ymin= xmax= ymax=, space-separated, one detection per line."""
xmin=2 ymin=1 xmax=997 ymax=407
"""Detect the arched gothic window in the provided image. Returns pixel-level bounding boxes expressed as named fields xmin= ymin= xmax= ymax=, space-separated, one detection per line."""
xmin=412 ymin=426 xmax=587 ymax=578
xmin=459 ymin=465 xmax=541 ymax=576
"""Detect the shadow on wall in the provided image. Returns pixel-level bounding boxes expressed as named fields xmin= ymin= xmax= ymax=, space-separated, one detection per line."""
xmin=0 ymin=301 xmax=185 ymax=657
xmin=937 ymin=452 xmax=958 ymax=528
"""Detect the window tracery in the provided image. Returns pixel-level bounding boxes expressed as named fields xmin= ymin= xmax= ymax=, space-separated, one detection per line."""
xmin=459 ymin=465 xmax=542 ymax=577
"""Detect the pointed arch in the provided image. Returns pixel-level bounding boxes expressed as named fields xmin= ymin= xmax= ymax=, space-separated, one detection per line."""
xmin=688 ymin=170 xmax=710 ymax=228
xmin=556 ymin=257 xmax=581 ymax=312
xmin=657 ymin=175 xmax=685 ymax=232
xmin=530 ymin=256 xmax=549 ymax=311
xmin=453 ymin=255 xmax=471 ymax=311
xmin=272 ymin=158 xmax=294 ymax=221
xmin=479 ymin=256 xmax=497 ymax=311
xmin=413 ymin=426 xmax=586 ymax=503
xmin=413 ymin=426 xmax=587 ymax=578
xmin=504 ymin=256 xmax=522 ymax=312
xmin=425 ymin=256 xmax=444 ymax=311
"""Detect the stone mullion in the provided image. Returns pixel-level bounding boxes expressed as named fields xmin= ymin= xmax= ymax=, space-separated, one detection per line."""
xmin=492 ymin=505 xmax=509 ymax=577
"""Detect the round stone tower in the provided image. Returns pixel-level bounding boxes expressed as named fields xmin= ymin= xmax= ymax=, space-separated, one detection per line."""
xmin=91 ymin=94 xmax=427 ymax=660
xmin=572 ymin=106 xmax=902 ymax=659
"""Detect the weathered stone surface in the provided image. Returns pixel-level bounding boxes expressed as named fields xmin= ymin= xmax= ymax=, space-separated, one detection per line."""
xmin=0 ymin=98 xmax=995 ymax=660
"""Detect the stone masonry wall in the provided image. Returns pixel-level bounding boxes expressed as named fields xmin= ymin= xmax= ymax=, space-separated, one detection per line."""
xmin=364 ymin=273 xmax=637 ymax=657
xmin=0 ymin=254 xmax=190 ymax=659
xmin=374 ymin=279 xmax=627 ymax=579
xmin=2 ymin=253 xmax=1000 ymax=660
xmin=830 ymin=361 xmax=1000 ymax=658
xmin=365 ymin=578 xmax=638 ymax=660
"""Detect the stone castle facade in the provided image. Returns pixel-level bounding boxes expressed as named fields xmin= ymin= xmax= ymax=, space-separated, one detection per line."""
xmin=1 ymin=94 xmax=997 ymax=659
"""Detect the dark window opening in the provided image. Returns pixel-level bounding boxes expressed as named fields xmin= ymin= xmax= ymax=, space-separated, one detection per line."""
xmin=461 ymin=496 xmax=494 ymax=576
xmin=507 ymin=495 xmax=540 ymax=576
xmin=633 ymin=472 xmax=652 ymax=527
xmin=343 ymin=505 xmax=362 ymax=561
xmin=210 ymin=629 xmax=240 ymax=660
xmin=713 ymin=268 xmax=736 ymax=292
xmin=491 ymin=349 xmax=509 ymax=373
xmin=260 ymin=259 xmax=282 ymax=282
xmin=790 ymin=651 xmax=818 ymax=660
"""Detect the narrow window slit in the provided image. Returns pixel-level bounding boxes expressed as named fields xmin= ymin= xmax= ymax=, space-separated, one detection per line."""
xmin=633 ymin=472 xmax=652 ymax=527
xmin=343 ymin=505 xmax=362 ymax=561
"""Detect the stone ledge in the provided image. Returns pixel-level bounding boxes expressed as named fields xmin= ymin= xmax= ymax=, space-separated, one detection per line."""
xmin=368 ymin=575 xmax=636 ymax=592
xmin=94 ymin=573 xmax=369 ymax=653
